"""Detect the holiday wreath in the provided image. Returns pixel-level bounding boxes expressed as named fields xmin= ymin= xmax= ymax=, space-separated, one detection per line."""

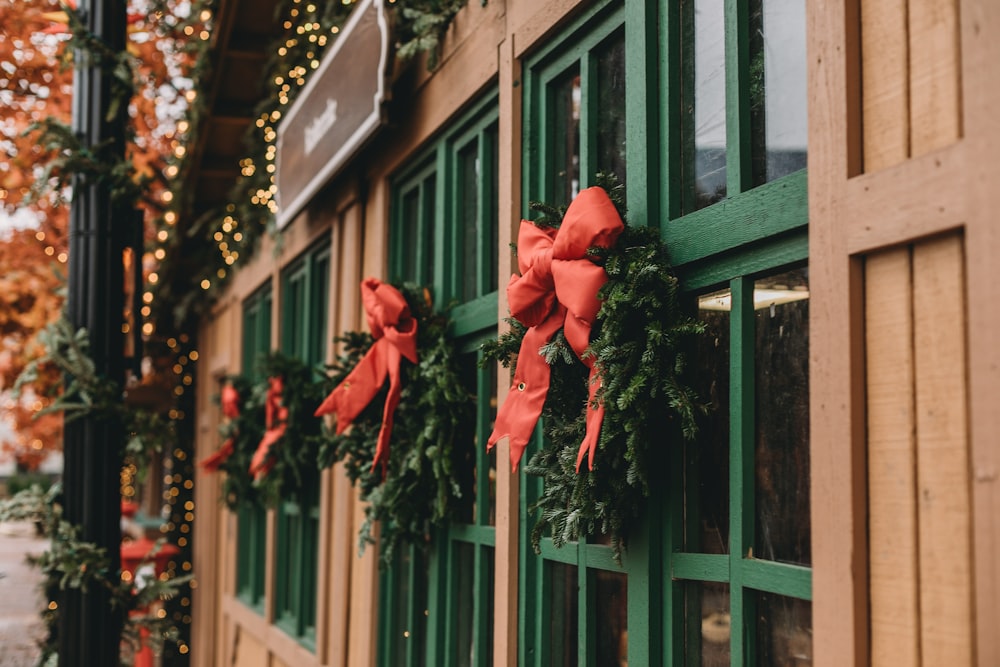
xmin=483 ymin=178 xmax=705 ymax=560
xmin=316 ymin=279 xmax=475 ymax=565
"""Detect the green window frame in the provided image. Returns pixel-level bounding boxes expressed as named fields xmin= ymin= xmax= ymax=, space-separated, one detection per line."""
xmin=275 ymin=241 xmax=330 ymax=648
xmin=380 ymin=91 xmax=500 ymax=667
xmin=236 ymin=283 xmax=271 ymax=613
xmin=521 ymin=0 xmax=811 ymax=665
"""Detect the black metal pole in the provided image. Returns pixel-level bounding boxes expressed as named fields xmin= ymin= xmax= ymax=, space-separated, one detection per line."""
xmin=61 ymin=0 xmax=128 ymax=664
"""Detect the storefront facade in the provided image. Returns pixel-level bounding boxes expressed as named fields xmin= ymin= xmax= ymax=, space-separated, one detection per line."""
xmin=190 ymin=0 xmax=1000 ymax=665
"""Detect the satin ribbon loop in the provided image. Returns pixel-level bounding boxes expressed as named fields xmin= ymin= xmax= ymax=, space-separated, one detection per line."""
xmin=487 ymin=187 xmax=624 ymax=472
xmin=250 ymin=376 xmax=287 ymax=480
xmin=315 ymin=278 xmax=418 ymax=476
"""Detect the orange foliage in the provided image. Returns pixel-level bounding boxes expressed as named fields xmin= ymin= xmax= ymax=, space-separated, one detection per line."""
xmin=0 ymin=0 xmax=202 ymax=466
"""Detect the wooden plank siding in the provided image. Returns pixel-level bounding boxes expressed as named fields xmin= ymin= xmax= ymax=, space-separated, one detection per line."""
xmin=812 ymin=0 xmax=997 ymax=665
xmin=865 ymin=248 xmax=920 ymax=667
xmin=913 ymin=235 xmax=972 ymax=666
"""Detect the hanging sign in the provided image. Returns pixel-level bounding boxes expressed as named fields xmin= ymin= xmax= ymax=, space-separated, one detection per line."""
xmin=275 ymin=0 xmax=390 ymax=228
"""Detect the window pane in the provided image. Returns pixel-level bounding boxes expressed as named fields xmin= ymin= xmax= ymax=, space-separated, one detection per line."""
xmin=756 ymin=591 xmax=812 ymax=666
xmin=458 ymin=139 xmax=480 ymax=302
xmin=455 ymin=542 xmax=475 ymax=667
xmin=596 ymin=31 xmax=627 ymax=188
xmin=683 ymin=0 xmax=727 ymax=212
xmin=686 ymin=581 xmax=731 ymax=667
xmin=550 ymin=67 xmax=581 ymax=207
xmin=754 ymin=268 xmax=810 ymax=565
xmin=546 ymin=562 xmax=578 ymax=666
xmin=594 ymin=570 xmax=627 ymax=666
xmin=486 ymin=124 xmax=499 ymax=294
xmin=486 ymin=361 xmax=498 ymax=527
xmin=687 ymin=289 xmax=731 ymax=554
xmin=749 ymin=0 xmax=808 ymax=185
xmin=401 ymin=188 xmax=420 ymax=283
xmin=421 ymin=175 xmax=437 ymax=287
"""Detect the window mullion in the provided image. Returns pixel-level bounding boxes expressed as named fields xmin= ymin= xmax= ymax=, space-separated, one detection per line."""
xmin=729 ymin=275 xmax=756 ymax=665
xmin=624 ymin=0 xmax=659 ymax=227
xmin=724 ymin=0 xmax=751 ymax=194
xmin=577 ymin=542 xmax=590 ymax=667
xmin=580 ymin=53 xmax=597 ymax=190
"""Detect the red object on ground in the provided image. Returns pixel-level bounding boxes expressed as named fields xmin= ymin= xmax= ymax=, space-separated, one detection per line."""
xmin=120 ymin=538 xmax=181 ymax=667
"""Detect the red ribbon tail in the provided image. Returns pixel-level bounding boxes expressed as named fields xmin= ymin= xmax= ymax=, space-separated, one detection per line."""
xmin=487 ymin=320 xmax=559 ymax=472
xmin=370 ymin=348 xmax=403 ymax=474
xmin=575 ymin=369 xmax=605 ymax=472
xmin=250 ymin=426 xmax=284 ymax=480
xmin=200 ymin=438 xmax=235 ymax=472
xmin=315 ymin=341 xmax=390 ymax=434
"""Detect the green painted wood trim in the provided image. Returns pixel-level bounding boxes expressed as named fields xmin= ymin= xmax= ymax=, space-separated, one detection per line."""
xmin=725 ymin=0 xmax=751 ymax=194
xmin=625 ymin=0 xmax=659 ymax=229
xmin=729 ymin=276 xmax=756 ymax=665
xmin=581 ymin=542 xmax=624 ymax=572
xmin=679 ymin=231 xmax=809 ymax=293
xmin=448 ymin=523 xmax=496 ymax=546
xmin=538 ymin=538 xmax=579 ymax=564
xmin=450 ymin=293 xmax=498 ymax=338
xmin=741 ymin=558 xmax=813 ymax=601
xmin=671 ymin=552 xmax=731 ymax=582
xmin=664 ymin=170 xmax=807 ymax=267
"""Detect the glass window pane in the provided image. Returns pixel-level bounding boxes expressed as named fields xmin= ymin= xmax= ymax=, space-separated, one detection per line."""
xmin=686 ymin=581 xmax=731 ymax=667
xmin=486 ymin=360 xmax=498 ymax=527
xmin=594 ymin=570 xmax=627 ymax=666
xmin=550 ymin=67 xmax=581 ymax=207
xmin=455 ymin=542 xmax=475 ymax=667
xmin=756 ymin=591 xmax=812 ymax=666
xmin=458 ymin=139 xmax=480 ymax=302
xmin=421 ymin=175 xmax=437 ymax=287
xmin=596 ymin=31 xmax=627 ymax=188
xmin=687 ymin=288 xmax=731 ymax=554
xmin=749 ymin=0 xmax=808 ymax=185
xmin=390 ymin=549 xmax=413 ymax=667
xmin=401 ymin=188 xmax=420 ymax=283
xmin=486 ymin=124 xmax=499 ymax=294
xmin=683 ymin=0 xmax=727 ymax=212
xmin=546 ymin=562 xmax=578 ymax=666
xmin=754 ymin=268 xmax=810 ymax=565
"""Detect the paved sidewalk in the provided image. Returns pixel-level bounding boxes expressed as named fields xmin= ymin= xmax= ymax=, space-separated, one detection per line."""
xmin=0 ymin=522 xmax=46 ymax=667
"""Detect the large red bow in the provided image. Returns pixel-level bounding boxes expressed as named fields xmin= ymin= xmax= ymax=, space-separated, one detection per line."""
xmin=314 ymin=278 xmax=418 ymax=475
xmin=200 ymin=383 xmax=242 ymax=472
xmin=249 ymin=376 xmax=287 ymax=480
xmin=487 ymin=187 xmax=624 ymax=472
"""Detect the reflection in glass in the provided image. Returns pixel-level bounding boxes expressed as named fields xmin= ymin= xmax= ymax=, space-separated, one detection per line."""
xmin=686 ymin=581 xmax=731 ymax=667
xmin=455 ymin=542 xmax=475 ymax=667
xmin=687 ymin=289 xmax=731 ymax=554
xmin=546 ymin=562 xmax=578 ymax=666
xmin=551 ymin=68 xmax=581 ymax=207
xmin=458 ymin=140 xmax=479 ymax=302
xmin=594 ymin=570 xmax=628 ymax=666
xmin=750 ymin=0 xmax=808 ymax=185
xmin=683 ymin=0 xmax=727 ymax=212
xmin=757 ymin=592 xmax=813 ymax=666
xmin=754 ymin=268 xmax=810 ymax=565
xmin=596 ymin=31 xmax=627 ymax=189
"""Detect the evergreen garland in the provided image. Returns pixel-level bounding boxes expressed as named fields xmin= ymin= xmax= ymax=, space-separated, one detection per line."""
xmin=483 ymin=176 xmax=705 ymax=561
xmin=317 ymin=284 xmax=475 ymax=565
xmin=208 ymin=375 xmax=267 ymax=511
xmin=248 ymin=352 xmax=332 ymax=507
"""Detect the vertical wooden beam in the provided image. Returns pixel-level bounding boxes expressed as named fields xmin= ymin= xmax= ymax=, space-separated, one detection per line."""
xmin=860 ymin=0 xmax=909 ymax=170
xmin=962 ymin=1 xmax=1000 ymax=663
xmin=913 ymin=234 xmax=971 ymax=666
xmin=865 ymin=248 xmax=920 ymax=667
xmin=494 ymin=22 xmax=521 ymax=667
xmin=909 ymin=0 xmax=961 ymax=155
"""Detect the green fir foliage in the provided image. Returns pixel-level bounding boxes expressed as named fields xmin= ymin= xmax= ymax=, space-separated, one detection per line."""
xmin=317 ymin=284 xmax=475 ymax=566
xmin=483 ymin=176 xmax=705 ymax=561
xmin=211 ymin=374 xmax=267 ymax=511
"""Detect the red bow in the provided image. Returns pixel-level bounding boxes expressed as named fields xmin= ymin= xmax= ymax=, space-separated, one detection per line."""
xmin=200 ymin=383 xmax=241 ymax=471
xmin=487 ymin=187 xmax=624 ymax=472
xmin=315 ymin=278 xmax=418 ymax=475
xmin=249 ymin=376 xmax=287 ymax=480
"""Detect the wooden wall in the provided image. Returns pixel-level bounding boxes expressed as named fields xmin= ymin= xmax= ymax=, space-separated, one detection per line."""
xmin=810 ymin=0 xmax=998 ymax=665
